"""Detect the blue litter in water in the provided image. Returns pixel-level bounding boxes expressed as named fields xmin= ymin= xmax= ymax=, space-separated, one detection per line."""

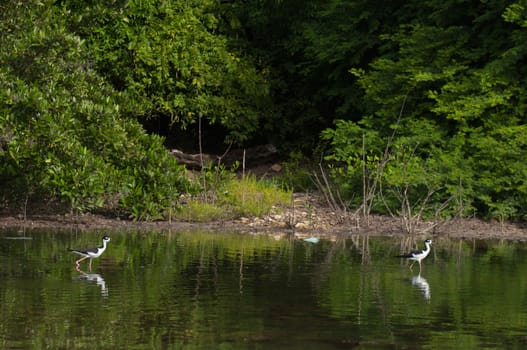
xmin=303 ymin=237 xmax=319 ymax=244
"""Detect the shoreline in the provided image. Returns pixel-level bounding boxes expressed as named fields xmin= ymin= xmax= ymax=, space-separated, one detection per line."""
xmin=1 ymin=212 xmax=526 ymax=241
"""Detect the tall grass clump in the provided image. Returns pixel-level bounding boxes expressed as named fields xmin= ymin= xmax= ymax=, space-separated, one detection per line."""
xmin=173 ymin=199 xmax=228 ymax=222
xmin=219 ymin=174 xmax=292 ymax=217
xmin=174 ymin=170 xmax=292 ymax=222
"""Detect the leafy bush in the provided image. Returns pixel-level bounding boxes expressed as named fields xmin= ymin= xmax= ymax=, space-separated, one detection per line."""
xmin=321 ymin=119 xmax=470 ymax=221
xmin=61 ymin=0 xmax=271 ymax=145
xmin=0 ymin=1 xmax=188 ymax=219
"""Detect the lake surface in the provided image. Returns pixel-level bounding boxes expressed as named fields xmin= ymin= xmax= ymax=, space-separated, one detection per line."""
xmin=1 ymin=228 xmax=527 ymax=349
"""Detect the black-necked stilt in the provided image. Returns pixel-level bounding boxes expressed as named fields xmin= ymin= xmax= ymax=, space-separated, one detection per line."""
xmin=398 ymin=239 xmax=432 ymax=271
xmin=69 ymin=236 xmax=110 ymax=271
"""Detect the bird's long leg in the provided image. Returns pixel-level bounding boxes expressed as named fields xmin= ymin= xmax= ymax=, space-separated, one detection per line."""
xmin=75 ymin=256 xmax=89 ymax=266
xmin=409 ymin=261 xmax=415 ymax=271
xmin=89 ymin=258 xmax=93 ymax=272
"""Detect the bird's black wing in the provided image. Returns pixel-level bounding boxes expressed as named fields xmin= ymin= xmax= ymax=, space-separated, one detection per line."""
xmin=396 ymin=249 xmax=421 ymax=258
xmin=68 ymin=246 xmax=98 ymax=254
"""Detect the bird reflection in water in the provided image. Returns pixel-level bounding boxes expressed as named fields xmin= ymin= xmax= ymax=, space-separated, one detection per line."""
xmin=74 ymin=265 xmax=109 ymax=297
xmin=410 ymin=274 xmax=430 ymax=300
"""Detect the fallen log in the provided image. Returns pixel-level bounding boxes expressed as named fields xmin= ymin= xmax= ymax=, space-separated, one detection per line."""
xmin=171 ymin=144 xmax=279 ymax=170
xmin=170 ymin=149 xmax=216 ymax=169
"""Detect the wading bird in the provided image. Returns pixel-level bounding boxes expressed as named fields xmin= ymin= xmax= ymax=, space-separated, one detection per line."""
xmin=398 ymin=239 xmax=432 ymax=272
xmin=69 ymin=236 xmax=110 ymax=271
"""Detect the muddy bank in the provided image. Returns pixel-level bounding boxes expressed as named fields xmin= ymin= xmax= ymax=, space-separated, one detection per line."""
xmin=1 ymin=193 xmax=526 ymax=241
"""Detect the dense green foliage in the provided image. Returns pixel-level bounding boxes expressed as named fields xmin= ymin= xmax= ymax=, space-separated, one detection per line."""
xmin=226 ymin=0 xmax=527 ymax=220
xmin=0 ymin=1 xmax=188 ymax=219
xmin=61 ymin=0 xmax=271 ymax=145
xmin=1 ymin=0 xmax=526 ymax=221
xmin=317 ymin=0 xmax=527 ymax=220
xmin=231 ymin=0 xmax=527 ymax=220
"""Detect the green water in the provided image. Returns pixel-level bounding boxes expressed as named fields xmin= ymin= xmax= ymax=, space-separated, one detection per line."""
xmin=1 ymin=229 xmax=527 ymax=349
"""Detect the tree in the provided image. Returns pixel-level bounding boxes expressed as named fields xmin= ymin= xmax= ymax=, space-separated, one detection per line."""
xmin=61 ymin=0 xmax=271 ymax=147
xmin=228 ymin=0 xmax=409 ymax=152
xmin=0 ymin=0 xmax=188 ymax=219
xmin=323 ymin=0 xmax=527 ymax=220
